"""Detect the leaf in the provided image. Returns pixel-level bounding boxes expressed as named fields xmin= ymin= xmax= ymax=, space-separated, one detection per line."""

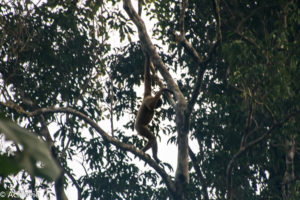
xmin=0 ymin=120 xmax=61 ymax=181
xmin=0 ymin=155 xmax=20 ymax=175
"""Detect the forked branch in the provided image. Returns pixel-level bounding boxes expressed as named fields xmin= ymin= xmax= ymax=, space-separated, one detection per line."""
xmin=123 ymin=1 xmax=190 ymax=199
xmin=123 ymin=0 xmax=185 ymax=104
xmin=175 ymin=0 xmax=220 ymax=117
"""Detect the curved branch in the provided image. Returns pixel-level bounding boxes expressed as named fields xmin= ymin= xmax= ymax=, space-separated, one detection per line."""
xmin=39 ymin=107 xmax=177 ymax=192
xmin=175 ymin=34 xmax=204 ymax=64
xmin=185 ymin=41 xmax=219 ymax=117
xmin=0 ymin=101 xmax=176 ymax=194
xmin=213 ymin=0 xmax=222 ymax=42
xmin=186 ymin=67 xmax=205 ymax=117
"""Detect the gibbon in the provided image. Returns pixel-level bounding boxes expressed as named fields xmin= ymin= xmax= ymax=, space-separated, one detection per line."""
xmin=135 ymin=56 xmax=173 ymax=163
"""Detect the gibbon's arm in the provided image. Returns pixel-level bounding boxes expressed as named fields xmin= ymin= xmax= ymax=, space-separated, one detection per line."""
xmin=146 ymin=88 xmax=173 ymax=110
xmin=144 ymin=56 xmax=152 ymax=98
xmin=138 ymin=0 xmax=143 ymax=16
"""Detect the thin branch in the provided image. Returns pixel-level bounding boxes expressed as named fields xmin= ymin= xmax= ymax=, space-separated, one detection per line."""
xmin=236 ymin=5 xmax=265 ymax=33
xmin=175 ymin=34 xmax=204 ymax=64
xmin=234 ymin=5 xmax=274 ymax=50
xmin=186 ymin=67 xmax=205 ymax=117
xmin=176 ymin=0 xmax=221 ymax=117
xmin=213 ymin=0 xmax=222 ymax=42
xmin=221 ymin=0 xmax=235 ymax=20
xmin=179 ymin=0 xmax=189 ymax=36
xmin=240 ymin=99 xmax=254 ymax=147
xmin=65 ymin=170 xmax=82 ymax=200
xmin=188 ymin=147 xmax=209 ymax=200
xmin=108 ymin=72 xmax=115 ymax=136
xmin=235 ymin=31 xmax=260 ymax=49
xmin=186 ymin=41 xmax=219 ymax=117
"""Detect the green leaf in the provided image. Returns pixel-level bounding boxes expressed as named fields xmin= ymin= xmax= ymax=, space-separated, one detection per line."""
xmin=0 ymin=120 xmax=61 ymax=181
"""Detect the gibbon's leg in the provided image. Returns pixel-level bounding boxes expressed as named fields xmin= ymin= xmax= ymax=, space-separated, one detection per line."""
xmin=136 ymin=124 xmax=160 ymax=162
xmin=151 ymin=139 xmax=160 ymax=163
xmin=136 ymin=124 xmax=155 ymax=152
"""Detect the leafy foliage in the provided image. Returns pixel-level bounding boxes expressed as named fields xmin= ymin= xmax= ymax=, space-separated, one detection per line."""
xmin=0 ymin=0 xmax=300 ymax=200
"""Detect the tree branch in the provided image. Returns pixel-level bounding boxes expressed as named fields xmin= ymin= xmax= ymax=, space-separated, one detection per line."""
xmin=226 ymin=110 xmax=300 ymax=200
xmin=186 ymin=67 xmax=205 ymax=117
xmin=213 ymin=0 xmax=222 ymax=42
xmin=175 ymin=0 xmax=221 ymax=117
xmin=175 ymin=34 xmax=204 ymax=64
xmin=185 ymin=41 xmax=219 ymax=117
xmin=149 ymin=62 xmax=176 ymax=107
xmin=65 ymin=169 xmax=82 ymax=200
xmin=188 ymin=147 xmax=209 ymax=200
xmin=122 ymin=1 xmax=190 ymax=198
xmin=176 ymin=0 xmax=204 ymax=64
xmin=0 ymin=101 xmax=176 ymax=194
xmin=179 ymin=0 xmax=189 ymax=36
xmin=123 ymin=0 xmax=185 ymax=104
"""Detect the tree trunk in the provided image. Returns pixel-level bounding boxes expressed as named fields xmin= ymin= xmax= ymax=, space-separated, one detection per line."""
xmin=174 ymin=106 xmax=190 ymax=200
